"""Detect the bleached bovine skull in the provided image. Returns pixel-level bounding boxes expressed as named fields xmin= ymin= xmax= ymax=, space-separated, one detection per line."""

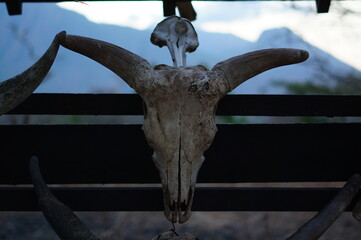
xmin=0 ymin=16 xmax=310 ymax=223
xmin=3 ymin=15 xmax=361 ymax=240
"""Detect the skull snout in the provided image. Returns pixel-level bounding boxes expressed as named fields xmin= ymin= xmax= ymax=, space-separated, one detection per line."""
xmin=152 ymin=152 xmax=204 ymax=223
xmin=163 ymin=186 xmax=194 ymax=223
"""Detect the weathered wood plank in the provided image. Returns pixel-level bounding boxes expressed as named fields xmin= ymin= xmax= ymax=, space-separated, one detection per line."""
xmin=1 ymin=187 xmax=359 ymax=212
xmin=1 ymin=123 xmax=360 ymax=184
xmin=0 ymin=0 xmax=320 ymax=2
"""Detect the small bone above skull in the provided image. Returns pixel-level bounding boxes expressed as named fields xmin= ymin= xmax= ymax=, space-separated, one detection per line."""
xmin=151 ymin=16 xmax=199 ymax=67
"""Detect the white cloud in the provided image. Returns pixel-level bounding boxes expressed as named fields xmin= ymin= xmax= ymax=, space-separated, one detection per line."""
xmin=199 ymin=10 xmax=303 ymax=42
xmin=198 ymin=1 xmax=361 ymax=70
xmin=58 ymin=2 xmax=163 ymax=30
xmin=58 ymin=1 xmax=361 ymax=70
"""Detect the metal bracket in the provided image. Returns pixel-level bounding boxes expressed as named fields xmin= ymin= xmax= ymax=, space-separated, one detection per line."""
xmin=316 ymin=0 xmax=331 ymax=13
xmin=162 ymin=0 xmax=196 ymax=21
xmin=5 ymin=0 xmax=22 ymax=15
xmin=163 ymin=0 xmax=176 ymax=17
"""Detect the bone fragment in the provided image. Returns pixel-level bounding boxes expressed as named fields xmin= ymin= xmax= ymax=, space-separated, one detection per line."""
xmin=29 ymin=156 xmax=101 ymax=240
xmin=0 ymin=32 xmax=62 ymax=114
xmin=286 ymin=174 xmax=361 ymax=240
xmin=151 ymin=16 xmax=198 ymax=67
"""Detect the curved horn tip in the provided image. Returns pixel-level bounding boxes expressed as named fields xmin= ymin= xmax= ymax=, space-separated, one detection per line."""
xmin=286 ymin=48 xmax=309 ymax=63
xmin=29 ymin=156 xmax=39 ymax=172
xmin=298 ymin=49 xmax=309 ymax=62
xmin=353 ymin=199 xmax=361 ymax=221
xmin=56 ymin=31 xmax=67 ymax=44
xmin=351 ymin=174 xmax=361 ymax=221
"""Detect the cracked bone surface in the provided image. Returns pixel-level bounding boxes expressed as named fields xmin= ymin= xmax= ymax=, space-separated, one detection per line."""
xmin=151 ymin=16 xmax=198 ymax=67
xmin=0 ymin=17 xmax=309 ymax=223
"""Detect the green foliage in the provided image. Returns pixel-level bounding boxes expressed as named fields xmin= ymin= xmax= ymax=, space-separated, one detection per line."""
xmin=66 ymin=115 xmax=82 ymax=124
xmin=274 ymin=81 xmax=339 ymax=95
xmin=274 ymin=72 xmax=361 ymax=123
xmin=274 ymin=73 xmax=361 ymax=95
xmin=220 ymin=116 xmax=249 ymax=124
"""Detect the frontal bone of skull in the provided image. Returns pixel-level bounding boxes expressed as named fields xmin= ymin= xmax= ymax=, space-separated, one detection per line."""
xmin=151 ymin=16 xmax=199 ymax=67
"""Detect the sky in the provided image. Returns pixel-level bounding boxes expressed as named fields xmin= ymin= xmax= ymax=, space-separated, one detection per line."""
xmin=57 ymin=1 xmax=361 ymax=71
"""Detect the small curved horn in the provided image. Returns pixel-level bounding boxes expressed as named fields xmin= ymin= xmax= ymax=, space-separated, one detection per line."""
xmin=286 ymin=174 xmax=361 ymax=240
xmin=211 ymin=48 xmax=309 ymax=93
xmin=0 ymin=32 xmax=63 ymax=114
xmin=352 ymin=194 xmax=361 ymax=221
xmin=29 ymin=156 xmax=101 ymax=240
xmin=58 ymin=31 xmax=155 ymax=92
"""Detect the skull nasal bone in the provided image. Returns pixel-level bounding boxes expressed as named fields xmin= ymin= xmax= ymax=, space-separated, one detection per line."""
xmin=175 ymin=21 xmax=187 ymax=35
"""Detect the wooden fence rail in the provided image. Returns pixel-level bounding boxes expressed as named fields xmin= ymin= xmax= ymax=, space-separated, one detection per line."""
xmin=1 ymin=94 xmax=360 ymax=212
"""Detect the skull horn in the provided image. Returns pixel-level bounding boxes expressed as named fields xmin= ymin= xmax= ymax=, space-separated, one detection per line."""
xmin=286 ymin=174 xmax=361 ymax=240
xmin=211 ymin=48 xmax=309 ymax=93
xmin=58 ymin=32 xmax=155 ymax=92
xmin=352 ymin=194 xmax=361 ymax=221
xmin=0 ymin=32 xmax=62 ymax=114
xmin=29 ymin=156 xmax=101 ymax=240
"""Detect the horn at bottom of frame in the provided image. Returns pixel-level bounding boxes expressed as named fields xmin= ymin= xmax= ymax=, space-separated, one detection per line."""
xmin=29 ymin=156 xmax=101 ymax=240
xmin=286 ymin=174 xmax=361 ymax=240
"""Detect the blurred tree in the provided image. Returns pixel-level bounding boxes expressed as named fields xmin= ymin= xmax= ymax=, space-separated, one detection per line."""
xmin=274 ymin=73 xmax=361 ymax=95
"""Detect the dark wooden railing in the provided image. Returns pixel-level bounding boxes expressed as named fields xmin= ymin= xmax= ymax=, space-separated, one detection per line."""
xmin=1 ymin=94 xmax=361 ymax=212
xmin=0 ymin=0 xmax=335 ymax=16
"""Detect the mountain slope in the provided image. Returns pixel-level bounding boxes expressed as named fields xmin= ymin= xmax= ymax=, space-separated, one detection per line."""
xmin=0 ymin=3 xmax=359 ymax=94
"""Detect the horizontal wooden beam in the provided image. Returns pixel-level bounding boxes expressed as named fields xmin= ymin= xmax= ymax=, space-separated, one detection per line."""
xmin=0 ymin=0 xmax=319 ymax=2
xmin=1 ymin=123 xmax=360 ymax=184
xmin=7 ymin=94 xmax=361 ymax=116
xmin=1 ymin=186 xmax=359 ymax=212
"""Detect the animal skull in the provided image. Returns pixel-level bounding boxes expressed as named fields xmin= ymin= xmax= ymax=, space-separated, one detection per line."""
xmin=0 ymin=17 xmax=310 ymax=223
xmin=3 ymin=16 xmax=361 ymax=240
